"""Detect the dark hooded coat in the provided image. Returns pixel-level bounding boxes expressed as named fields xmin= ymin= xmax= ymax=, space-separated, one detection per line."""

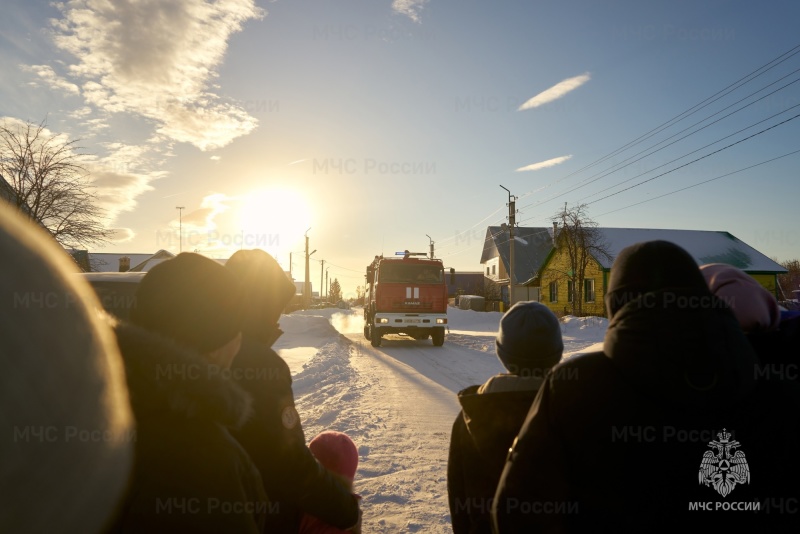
xmin=226 ymin=249 xmax=360 ymax=533
xmin=448 ymin=375 xmax=543 ymax=534
xmin=492 ymin=241 xmax=800 ymax=533
xmin=110 ymin=322 xmax=268 ymax=533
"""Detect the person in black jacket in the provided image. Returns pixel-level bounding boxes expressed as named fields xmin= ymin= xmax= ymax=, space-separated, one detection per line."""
xmin=113 ymin=252 xmax=268 ymax=533
xmin=225 ymin=249 xmax=362 ymax=533
xmin=492 ymin=240 xmax=800 ymax=533
xmin=448 ymin=301 xmax=563 ymax=533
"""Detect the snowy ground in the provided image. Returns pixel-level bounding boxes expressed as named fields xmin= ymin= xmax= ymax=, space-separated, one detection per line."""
xmin=272 ymin=306 xmax=607 ymax=533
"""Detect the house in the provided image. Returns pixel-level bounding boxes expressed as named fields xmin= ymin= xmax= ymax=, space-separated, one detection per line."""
xmin=89 ymin=253 xmax=156 ymax=272
xmin=128 ymin=250 xmax=176 ymax=272
xmin=539 ymin=228 xmax=787 ymax=317
xmin=447 ymin=271 xmax=485 ymax=298
xmin=480 ymin=225 xmax=555 ymax=307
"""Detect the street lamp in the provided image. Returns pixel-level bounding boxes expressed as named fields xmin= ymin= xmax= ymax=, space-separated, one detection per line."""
xmin=176 ymin=206 xmax=185 ymax=253
xmin=426 ymin=234 xmax=434 ymax=259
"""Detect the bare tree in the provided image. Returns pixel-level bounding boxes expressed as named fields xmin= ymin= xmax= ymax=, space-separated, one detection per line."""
xmin=551 ymin=204 xmax=612 ymax=316
xmin=0 ymin=119 xmax=112 ymax=249
xmin=355 ymin=285 xmax=365 ymax=306
xmin=777 ymin=259 xmax=800 ymax=302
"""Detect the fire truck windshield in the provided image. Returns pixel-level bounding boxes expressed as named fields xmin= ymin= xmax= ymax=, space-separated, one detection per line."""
xmin=378 ymin=263 xmax=443 ymax=284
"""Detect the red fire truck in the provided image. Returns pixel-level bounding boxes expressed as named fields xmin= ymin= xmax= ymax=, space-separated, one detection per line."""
xmin=363 ymin=251 xmax=454 ymax=347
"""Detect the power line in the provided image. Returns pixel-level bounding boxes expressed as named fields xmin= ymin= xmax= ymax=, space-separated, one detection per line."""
xmin=512 ymin=43 xmax=800 ymax=211
xmin=586 ymin=111 xmax=800 ymax=206
xmin=579 ymin=101 xmax=800 ymax=203
xmin=566 ymin=71 xmax=800 ymax=202
xmin=592 ymin=148 xmax=800 ymax=218
xmin=516 ymin=69 xmax=800 ymax=214
xmin=571 ymin=44 xmax=800 ymax=175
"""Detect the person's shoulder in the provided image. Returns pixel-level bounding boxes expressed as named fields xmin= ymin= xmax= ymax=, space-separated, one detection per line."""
xmin=549 ymin=350 xmax=609 ymax=376
xmin=235 ymin=338 xmax=290 ymax=368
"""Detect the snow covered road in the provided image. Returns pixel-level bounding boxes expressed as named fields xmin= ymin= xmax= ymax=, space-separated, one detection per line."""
xmin=274 ymin=307 xmax=606 ymax=532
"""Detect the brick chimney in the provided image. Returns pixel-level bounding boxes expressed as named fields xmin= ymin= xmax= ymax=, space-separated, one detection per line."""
xmin=119 ymin=256 xmax=130 ymax=272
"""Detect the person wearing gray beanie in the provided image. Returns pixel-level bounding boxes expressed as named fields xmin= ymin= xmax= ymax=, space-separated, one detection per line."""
xmin=495 ymin=301 xmax=564 ymax=376
xmin=448 ymin=300 xmax=563 ymax=533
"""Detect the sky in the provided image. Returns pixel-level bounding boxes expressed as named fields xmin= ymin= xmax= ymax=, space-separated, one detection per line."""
xmin=2 ymin=0 xmax=799 ymax=296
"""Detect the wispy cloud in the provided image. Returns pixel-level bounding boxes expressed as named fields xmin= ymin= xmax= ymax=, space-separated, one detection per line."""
xmin=392 ymin=0 xmax=428 ymax=23
xmin=516 ymin=155 xmax=573 ymax=172
xmin=518 ymin=73 xmax=590 ymax=111
xmin=20 ymin=64 xmax=80 ymax=95
xmin=49 ymin=0 xmax=266 ymax=151
xmin=174 ymin=194 xmax=235 ymax=254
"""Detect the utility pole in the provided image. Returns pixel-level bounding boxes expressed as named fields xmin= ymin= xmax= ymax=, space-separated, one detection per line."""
xmin=289 ymin=252 xmax=292 ymax=278
xmin=304 ymin=228 xmax=311 ymax=309
xmin=176 ymin=206 xmax=185 ymax=253
xmin=426 ymin=234 xmax=434 ymax=259
xmin=320 ymin=259 xmax=325 ymax=303
xmin=325 ymin=267 xmax=329 ymax=303
xmin=500 ymin=185 xmax=516 ymax=307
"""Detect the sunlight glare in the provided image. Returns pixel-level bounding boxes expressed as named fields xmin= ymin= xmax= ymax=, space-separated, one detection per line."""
xmin=238 ymin=187 xmax=313 ymax=257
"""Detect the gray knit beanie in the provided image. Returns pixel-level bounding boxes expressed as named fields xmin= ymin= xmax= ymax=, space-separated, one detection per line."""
xmin=496 ymin=301 xmax=563 ymax=374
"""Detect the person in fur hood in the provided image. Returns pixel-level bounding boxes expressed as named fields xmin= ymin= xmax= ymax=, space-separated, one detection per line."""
xmin=225 ymin=249 xmax=362 ymax=533
xmin=110 ymin=252 xmax=269 ymax=533
xmin=447 ymin=301 xmax=563 ymax=534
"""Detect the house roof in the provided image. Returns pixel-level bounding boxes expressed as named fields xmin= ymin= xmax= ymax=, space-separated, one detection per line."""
xmin=592 ymin=228 xmax=786 ymax=273
xmin=481 ymin=226 xmax=554 ymax=284
xmin=129 ymin=249 xmax=177 ymax=272
xmin=1 ymin=174 xmax=34 ymax=216
xmin=89 ymin=253 xmax=154 ymax=272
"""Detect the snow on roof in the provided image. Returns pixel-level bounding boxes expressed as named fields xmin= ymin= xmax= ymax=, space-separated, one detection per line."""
xmin=129 ymin=249 xmax=176 ymax=272
xmin=482 ymin=226 xmax=554 ymax=284
xmin=593 ymin=228 xmax=786 ymax=273
xmin=89 ymin=253 xmax=153 ymax=272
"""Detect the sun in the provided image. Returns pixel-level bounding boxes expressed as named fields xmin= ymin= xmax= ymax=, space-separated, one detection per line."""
xmin=238 ymin=187 xmax=313 ymax=258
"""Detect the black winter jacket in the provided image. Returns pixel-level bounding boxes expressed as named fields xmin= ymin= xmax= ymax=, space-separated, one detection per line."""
xmin=230 ymin=329 xmax=360 ymax=533
xmin=448 ymin=375 xmax=542 ymax=534
xmin=110 ymin=322 xmax=268 ymax=533
xmin=493 ymin=290 xmax=800 ymax=533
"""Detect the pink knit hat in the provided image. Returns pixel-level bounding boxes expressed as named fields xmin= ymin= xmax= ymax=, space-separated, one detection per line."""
xmin=308 ymin=431 xmax=359 ymax=482
xmin=700 ymin=263 xmax=781 ymax=333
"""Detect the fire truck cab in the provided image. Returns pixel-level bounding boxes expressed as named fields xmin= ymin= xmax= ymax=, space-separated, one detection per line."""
xmin=363 ymin=251 xmax=454 ymax=348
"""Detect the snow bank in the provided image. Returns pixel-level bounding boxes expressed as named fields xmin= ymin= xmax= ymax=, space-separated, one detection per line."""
xmin=275 ymin=306 xmax=609 ymax=532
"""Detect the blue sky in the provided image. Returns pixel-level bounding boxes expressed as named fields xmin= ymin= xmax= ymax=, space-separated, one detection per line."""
xmin=2 ymin=0 xmax=799 ymax=295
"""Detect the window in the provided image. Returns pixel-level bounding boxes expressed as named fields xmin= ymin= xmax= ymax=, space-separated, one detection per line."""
xmin=486 ymin=267 xmax=490 ymax=275
xmin=584 ymin=279 xmax=596 ymax=303
xmin=549 ymin=281 xmax=558 ymax=302
xmin=567 ymin=280 xmax=574 ymax=303
xmin=378 ymin=263 xmax=442 ymax=283
xmin=492 ymin=265 xmax=496 ymax=275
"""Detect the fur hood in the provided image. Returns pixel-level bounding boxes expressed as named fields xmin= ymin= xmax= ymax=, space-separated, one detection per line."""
xmin=113 ymin=321 xmax=253 ymax=429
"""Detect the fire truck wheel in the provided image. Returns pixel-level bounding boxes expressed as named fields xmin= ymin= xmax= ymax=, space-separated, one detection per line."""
xmin=363 ymin=323 xmax=370 ymax=340
xmin=432 ymin=327 xmax=445 ymax=347
xmin=370 ymin=326 xmax=382 ymax=347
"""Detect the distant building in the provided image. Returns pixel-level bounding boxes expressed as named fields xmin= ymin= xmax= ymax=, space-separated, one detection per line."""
xmin=89 ymin=253 xmax=154 ymax=272
xmin=481 ymin=225 xmax=786 ymax=315
xmin=447 ymin=271 xmax=485 ymax=298
xmin=480 ymin=226 xmax=555 ymax=307
xmin=539 ymin=227 xmax=787 ymax=317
